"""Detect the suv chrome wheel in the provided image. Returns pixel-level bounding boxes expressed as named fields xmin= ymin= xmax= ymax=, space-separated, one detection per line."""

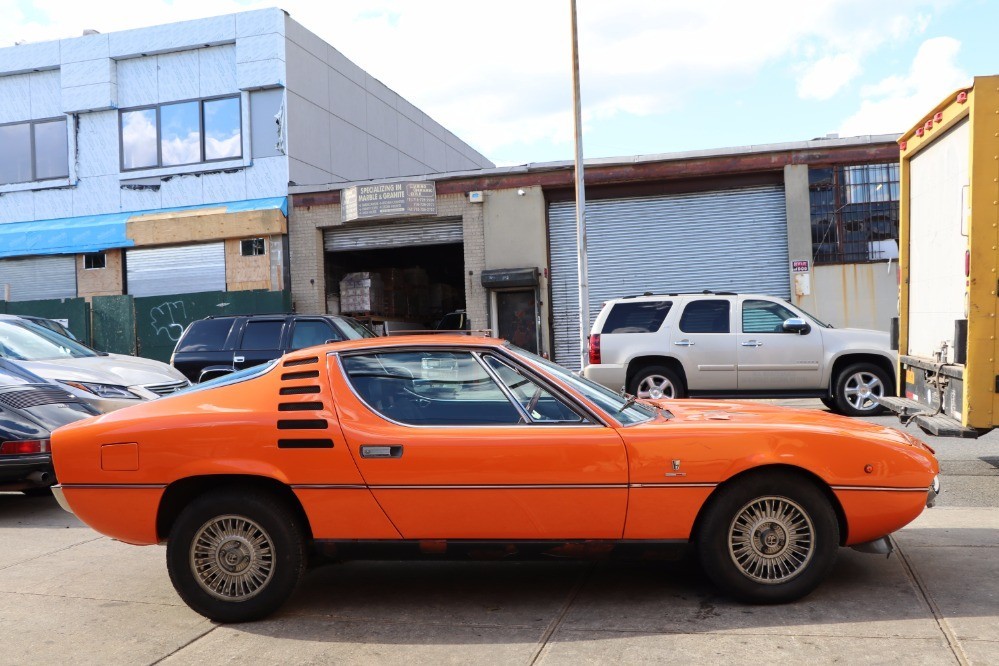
xmin=842 ymin=370 xmax=884 ymax=412
xmin=637 ymin=374 xmax=676 ymax=400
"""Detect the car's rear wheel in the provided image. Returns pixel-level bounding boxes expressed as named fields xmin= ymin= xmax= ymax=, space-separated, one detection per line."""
xmin=166 ymin=490 xmax=306 ymax=622
xmin=629 ymin=365 xmax=686 ymax=400
xmin=696 ymin=472 xmax=839 ymax=603
xmin=832 ymin=363 xmax=890 ymax=416
xmin=820 ymin=397 xmax=837 ymax=411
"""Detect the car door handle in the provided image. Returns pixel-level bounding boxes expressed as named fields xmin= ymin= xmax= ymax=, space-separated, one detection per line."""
xmin=741 ymin=341 xmax=763 ymax=347
xmin=233 ymin=355 xmax=245 ymax=363
xmin=360 ymin=445 xmax=404 ymax=459
xmin=673 ymin=340 xmax=694 ymax=347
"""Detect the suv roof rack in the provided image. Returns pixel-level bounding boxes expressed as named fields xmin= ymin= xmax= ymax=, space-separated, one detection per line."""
xmin=620 ymin=290 xmax=738 ymax=299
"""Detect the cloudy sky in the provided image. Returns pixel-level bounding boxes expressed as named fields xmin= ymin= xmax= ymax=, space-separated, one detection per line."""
xmin=2 ymin=0 xmax=994 ymax=165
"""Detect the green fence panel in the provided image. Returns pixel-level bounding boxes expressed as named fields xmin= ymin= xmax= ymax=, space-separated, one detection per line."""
xmin=91 ymin=295 xmax=136 ymax=355
xmin=2 ymin=297 xmax=92 ymax=345
xmin=134 ymin=290 xmax=290 ymax=363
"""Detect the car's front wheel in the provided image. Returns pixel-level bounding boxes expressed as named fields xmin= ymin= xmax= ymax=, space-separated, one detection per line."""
xmin=166 ymin=490 xmax=306 ymax=623
xmin=696 ymin=472 xmax=839 ymax=603
xmin=832 ymin=363 xmax=890 ymax=417
xmin=629 ymin=365 xmax=686 ymax=400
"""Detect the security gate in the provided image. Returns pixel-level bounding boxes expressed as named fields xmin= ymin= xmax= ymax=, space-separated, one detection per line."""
xmin=549 ymin=186 xmax=790 ymax=369
xmin=0 ymin=255 xmax=77 ymax=301
xmin=126 ymin=243 xmax=226 ymax=297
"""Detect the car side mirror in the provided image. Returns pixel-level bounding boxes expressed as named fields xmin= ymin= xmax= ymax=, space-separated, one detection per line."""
xmin=783 ymin=318 xmax=811 ymax=335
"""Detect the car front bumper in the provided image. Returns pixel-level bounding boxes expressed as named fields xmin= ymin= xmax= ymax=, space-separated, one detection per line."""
xmin=927 ymin=475 xmax=941 ymax=508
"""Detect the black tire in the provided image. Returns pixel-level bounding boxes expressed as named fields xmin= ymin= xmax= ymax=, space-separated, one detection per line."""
xmin=832 ymin=363 xmax=891 ymax=417
xmin=628 ymin=365 xmax=686 ymax=400
xmin=820 ymin=397 xmax=837 ymax=411
xmin=166 ymin=490 xmax=306 ymax=623
xmin=696 ymin=471 xmax=839 ymax=604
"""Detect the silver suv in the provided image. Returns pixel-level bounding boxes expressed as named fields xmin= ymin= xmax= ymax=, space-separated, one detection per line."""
xmin=582 ymin=292 xmax=895 ymax=416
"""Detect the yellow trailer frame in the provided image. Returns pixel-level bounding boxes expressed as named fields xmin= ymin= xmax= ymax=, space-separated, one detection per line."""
xmin=898 ymin=75 xmax=999 ymax=429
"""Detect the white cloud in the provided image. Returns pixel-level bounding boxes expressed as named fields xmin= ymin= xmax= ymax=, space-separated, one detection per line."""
xmin=797 ymin=53 xmax=863 ymax=100
xmin=839 ymin=37 xmax=970 ymax=137
xmin=0 ymin=0 xmax=962 ymax=161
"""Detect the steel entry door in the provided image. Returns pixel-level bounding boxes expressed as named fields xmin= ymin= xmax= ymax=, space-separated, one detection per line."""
xmin=496 ymin=290 xmax=539 ymax=353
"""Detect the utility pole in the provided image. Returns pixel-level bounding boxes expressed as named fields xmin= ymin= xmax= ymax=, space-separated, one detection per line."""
xmin=570 ymin=0 xmax=589 ymax=370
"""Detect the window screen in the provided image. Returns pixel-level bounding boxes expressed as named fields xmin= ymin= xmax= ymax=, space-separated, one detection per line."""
xmin=240 ymin=320 xmax=283 ymax=350
xmin=679 ymin=300 xmax=730 ymax=334
xmin=341 ymin=351 xmax=522 ymax=425
xmin=742 ymin=300 xmax=797 ymax=334
xmin=176 ymin=319 xmax=235 ymax=352
xmin=290 ymin=320 xmax=339 ymax=350
xmin=602 ymin=301 xmax=672 ymax=333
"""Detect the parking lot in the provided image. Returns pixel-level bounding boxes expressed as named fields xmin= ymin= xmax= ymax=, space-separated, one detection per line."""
xmin=1 ymin=406 xmax=997 ymax=665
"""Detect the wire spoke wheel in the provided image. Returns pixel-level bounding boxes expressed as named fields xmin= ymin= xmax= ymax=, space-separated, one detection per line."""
xmin=637 ymin=374 xmax=675 ymax=400
xmin=191 ymin=515 xmax=275 ymax=602
xmin=842 ymin=371 xmax=884 ymax=411
xmin=728 ymin=496 xmax=815 ymax=585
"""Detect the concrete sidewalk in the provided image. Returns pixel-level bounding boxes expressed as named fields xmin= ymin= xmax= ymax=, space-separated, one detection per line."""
xmin=0 ymin=495 xmax=995 ymax=665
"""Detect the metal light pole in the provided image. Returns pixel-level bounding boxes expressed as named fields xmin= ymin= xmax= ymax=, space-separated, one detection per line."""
xmin=570 ymin=0 xmax=590 ymax=370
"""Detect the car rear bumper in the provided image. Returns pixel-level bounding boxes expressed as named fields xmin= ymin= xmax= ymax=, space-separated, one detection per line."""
xmin=0 ymin=454 xmax=54 ymax=490
xmin=52 ymin=485 xmax=73 ymax=514
xmin=582 ymin=364 xmax=627 ymax=392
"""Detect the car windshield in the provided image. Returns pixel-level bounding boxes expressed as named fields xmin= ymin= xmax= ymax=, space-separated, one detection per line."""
xmin=334 ymin=317 xmax=377 ymax=339
xmin=0 ymin=320 xmax=99 ymax=361
xmin=507 ymin=345 xmax=656 ymax=425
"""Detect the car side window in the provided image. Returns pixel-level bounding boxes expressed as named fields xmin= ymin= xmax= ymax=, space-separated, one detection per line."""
xmin=240 ymin=320 xmax=284 ymax=350
xmin=482 ymin=355 xmax=585 ymax=424
xmin=601 ymin=301 xmax=672 ymax=333
xmin=678 ymin=300 xmax=730 ymax=334
xmin=290 ymin=320 xmax=340 ymax=350
xmin=341 ymin=350 xmax=523 ymax=426
xmin=742 ymin=300 xmax=798 ymax=333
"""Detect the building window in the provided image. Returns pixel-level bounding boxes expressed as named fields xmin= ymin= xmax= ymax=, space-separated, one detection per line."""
xmin=810 ymin=163 xmax=900 ymax=264
xmin=120 ymin=96 xmax=241 ymax=171
xmin=84 ymin=252 xmax=107 ymax=270
xmin=0 ymin=117 xmax=69 ymax=185
xmin=240 ymin=238 xmax=266 ymax=256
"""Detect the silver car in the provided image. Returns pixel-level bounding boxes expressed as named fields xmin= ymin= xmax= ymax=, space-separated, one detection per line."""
xmin=0 ymin=315 xmax=189 ymax=412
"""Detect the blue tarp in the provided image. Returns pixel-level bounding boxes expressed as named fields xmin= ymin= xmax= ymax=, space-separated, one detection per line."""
xmin=0 ymin=196 xmax=288 ymax=258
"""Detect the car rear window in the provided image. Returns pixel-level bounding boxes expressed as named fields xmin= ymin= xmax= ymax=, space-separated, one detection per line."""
xmin=175 ymin=319 xmax=235 ymax=352
xmin=241 ymin=320 xmax=284 ymax=350
xmin=601 ymin=301 xmax=672 ymax=333
xmin=679 ymin=300 xmax=730 ymax=334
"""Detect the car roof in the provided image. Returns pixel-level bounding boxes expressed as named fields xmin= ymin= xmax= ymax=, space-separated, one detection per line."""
xmin=604 ymin=292 xmax=781 ymax=303
xmin=281 ymin=334 xmax=504 ymax=361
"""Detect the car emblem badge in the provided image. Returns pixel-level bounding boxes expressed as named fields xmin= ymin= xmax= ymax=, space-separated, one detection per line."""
xmin=665 ymin=459 xmax=686 ymax=477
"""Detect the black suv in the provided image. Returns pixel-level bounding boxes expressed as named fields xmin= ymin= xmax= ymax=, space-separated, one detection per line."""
xmin=170 ymin=314 xmax=376 ymax=383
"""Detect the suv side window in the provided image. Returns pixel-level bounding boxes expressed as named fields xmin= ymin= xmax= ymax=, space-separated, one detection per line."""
xmin=601 ymin=301 xmax=672 ymax=333
xmin=678 ymin=300 xmax=730 ymax=334
xmin=742 ymin=299 xmax=798 ymax=333
xmin=240 ymin=320 xmax=284 ymax=350
xmin=290 ymin=320 xmax=340 ymax=350
xmin=175 ymin=319 xmax=234 ymax=352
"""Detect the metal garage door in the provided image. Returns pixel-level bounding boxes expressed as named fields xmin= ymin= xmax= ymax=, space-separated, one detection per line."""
xmin=0 ymin=255 xmax=77 ymax=301
xmin=324 ymin=219 xmax=463 ymax=251
xmin=549 ymin=186 xmax=790 ymax=369
xmin=126 ymin=243 xmax=226 ymax=297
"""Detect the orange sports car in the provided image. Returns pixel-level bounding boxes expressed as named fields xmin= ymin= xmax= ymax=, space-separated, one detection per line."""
xmin=50 ymin=335 xmax=939 ymax=622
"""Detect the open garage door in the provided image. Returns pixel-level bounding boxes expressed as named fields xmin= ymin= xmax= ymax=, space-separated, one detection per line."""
xmin=323 ymin=219 xmax=465 ymax=331
xmin=549 ymin=186 xmax=789 ymax=369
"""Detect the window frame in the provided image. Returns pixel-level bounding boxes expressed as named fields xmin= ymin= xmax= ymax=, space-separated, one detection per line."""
xmin=83 ymin=252 xmax=107 ymax=270
xmin=477 ymin=352 xmax=589 ymax=425
xmin=118 ymin=94 xmax=242 ymax=173
xmin=335 ymin=347 xmax=602 ymax=428
xmin=678 ymin=299 xmax=732 ymax=334
xmin=0 ymin=116 xmax=69 ymax=185
xmin=240 ymin=238 xmax=266 ymax=257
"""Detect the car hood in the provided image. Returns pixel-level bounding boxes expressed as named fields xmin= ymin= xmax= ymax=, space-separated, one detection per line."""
xmin=819 ymin=326 xmax=894 ymax=353
xmin=649 ymin=398 xmax=930 ymax=452
xmin=13 ymin=354 xmax=187 ymax=387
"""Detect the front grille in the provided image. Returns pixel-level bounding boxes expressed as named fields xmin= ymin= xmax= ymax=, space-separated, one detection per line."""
xmin=0 ymin=387 xmax=81 ymax=410
xmin=143 ymin=379 xmax=191 ymax=397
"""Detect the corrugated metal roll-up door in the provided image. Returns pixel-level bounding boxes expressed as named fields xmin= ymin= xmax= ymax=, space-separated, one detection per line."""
xmin=0 ymin=255 xmax=77 ymax=301
xmin=126 ymin=243 xmax=226 ymax=297
xmin=549 ymin=186 xmax=789 ymax=369
xmin=324 ymin=219 xmax=463 ymax=251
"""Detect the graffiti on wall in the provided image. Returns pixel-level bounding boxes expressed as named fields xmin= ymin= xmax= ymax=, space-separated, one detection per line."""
xmin=149 ymin=301 xmax=188 ymax=342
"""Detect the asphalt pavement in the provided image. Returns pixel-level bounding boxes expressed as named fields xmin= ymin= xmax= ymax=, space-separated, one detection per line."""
xmin=1 ymin=401 xmax=996 ymax=665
